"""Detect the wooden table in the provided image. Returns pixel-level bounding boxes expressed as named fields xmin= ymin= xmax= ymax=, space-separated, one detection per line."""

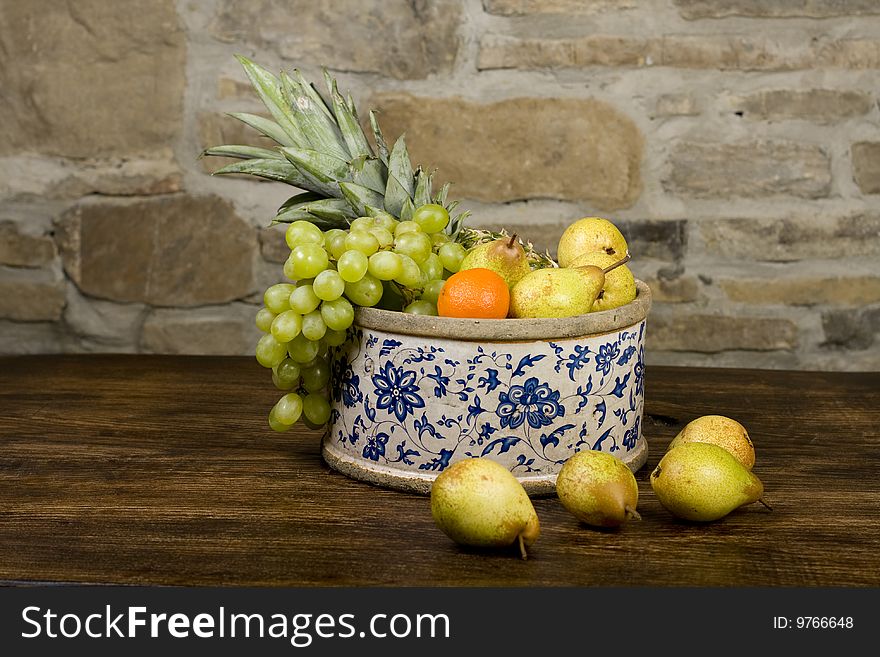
xmin=0 ymin=355 xmax=877 ymax=587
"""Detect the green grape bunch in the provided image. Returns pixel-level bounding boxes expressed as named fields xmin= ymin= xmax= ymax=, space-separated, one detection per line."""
xmin=254 ymin=206 xmax=460 ymax=431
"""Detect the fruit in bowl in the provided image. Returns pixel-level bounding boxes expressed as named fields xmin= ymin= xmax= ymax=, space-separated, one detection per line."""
xmin=203 ymin=57 xmax=645 ymax=441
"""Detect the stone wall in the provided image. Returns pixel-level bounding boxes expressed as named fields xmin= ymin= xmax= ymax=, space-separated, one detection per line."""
xmin=1 ymin=0 xmax=879 ymax=370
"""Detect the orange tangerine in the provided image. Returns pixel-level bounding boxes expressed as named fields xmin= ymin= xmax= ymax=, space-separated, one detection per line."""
xmin=437 ymin=268 xmax=510 ymax=319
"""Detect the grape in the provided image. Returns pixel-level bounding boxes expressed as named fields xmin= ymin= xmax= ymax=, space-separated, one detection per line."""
xmin=404 ymin=300 xmax=438 ymax=316
xmin=394 ymin=254 xmax=423 ymax=288
xmin=268 ymin=407 xmax=293 ymax=432
xmin=394 ymin=231 xmax=433 ymax=263
xmin=313 ymin=270 xmax=345 ymax=301
xmin=323 ymin=327 xmax=349 ymax=347
xmin=255 ymin=307 xmax=276 ymax=333
xmin=283 ymin=255 xmax=297 ymax=280
xmin=327 ymin=231 xmax=348 ymax=259
xmin=369 ymin=227 xmax=395 ymax=248
xmin=290 ymin=243 xmax=329 ymax=279
xmin=420 ymin=279 xmax=446 ymax=304
xmin=324 ymin=228 xmax=347 ymax=250
xmin=344 ymin=274 xmax=383 ymax=307
xmin=438 ymin=242 xmax=466 ymax=273
xmin=273 ymin=358 xmax=301 ymax=390
xmin=419 ymin=253 xmax=444 ymax=281
xmin=337 ymin=250 xmax=369 ymax=283
xmin=368 ymin=251 xmax=404 ymax=281
xmin=256 ymin=333 xmax=288 ymax=368
xmin=431 ymin=232 xmax=450 ymax=247
xmin=413 ymin=204 xmax=450 ymax=233
xmin=264 ymin=283 xmax=296 ymax=314
xmin=345 ymin=230 xmax=380 ymax=256
xmin=349 ymin=217 xmax=374 ymax=232
xmin=369 ymin=211 xmax=398 ymax=232
xmin=296 ymin=277 xmax=315 ymax=287
xmin=272 ymin=392 xmax=304 ymax=425
xmin=270 ymin=310 xmax=303 ymax=343
xmin=303 ymin=392 xmax=332 ymax=425
xmin=321 ymin=297 xmax=354 ymax=331
xmin=289 ymin=284 xmax=321 ymax=314
xmin=394 ymin=220 xmax=421 ymax=238
xmin=285 ymin=220 xmax=323 ymax=249
xmin=287 ymin=333 xmax=321 ymax=363
xmin=301 ymin=360 xmax=331 ymax=393
xmin=302 ymin=309 xmax=328 ymax=341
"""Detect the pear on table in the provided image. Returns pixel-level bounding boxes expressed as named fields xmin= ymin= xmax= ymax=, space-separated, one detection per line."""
xmin=556 ymin=450 xmax=641 ymax=528
xmin=669 ymin=415 xmax=755 ymax=469
xmin=509 ymin=253 xmax=631 ymax=319
xmin=430 ymin=458 xmax=540 ymax=559
xmin=650 ymin=442 xmax=771 ymax=522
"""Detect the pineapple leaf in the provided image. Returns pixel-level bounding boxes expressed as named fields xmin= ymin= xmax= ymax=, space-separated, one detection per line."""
xmin=281 ymin=71 xmax=350 ymax=162
xmin=212 ymin=158 xmax=313 ymax=187
xmin=369 ymin=110 xmax=390 ymax=166
xmin=384 ymin=135 xmax=415 ymax=216
xmin=234 ymin=55 xmax=306 ymax=147
xmin=413 ymin=168 xmax=433 ymax=208
xmin=292 ymin=69 xmax=335 ymax=121
xmin=399 ymin=197 xmax=415 ymax=222
xmin=434 ymin=182 xmax=451 ymax=207
xmin=275 ymin=197 xmax=353 ymax=224
xmin=227 ymin=112 xmax=295 ymax=147
xmin=339 ymin=182 xmax=385 ymax=217
xmin=346 ymin=92 xmax=358 ymax=116
xmin=325 ymin=71 xmax=373 ymax=161
xmin=278 ymin=191 xmax=325 ymax=212
xmin=201 ymin=145 xmax=283 ymax=161
xmin=281 ymin=147 xmax=349 ymax=184
xmin=349 ymin=155 xmax=387 ymax=195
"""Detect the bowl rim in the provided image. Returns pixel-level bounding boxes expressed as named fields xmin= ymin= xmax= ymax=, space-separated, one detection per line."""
xmin=352 ymin=280 xmax=652 ymax=341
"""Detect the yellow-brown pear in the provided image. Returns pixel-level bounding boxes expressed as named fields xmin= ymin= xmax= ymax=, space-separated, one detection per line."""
xmin=431 ymin=458 xmax=540 ymax=559
xmin=650 ymin=442 xmax=769 ymax=522
xmin=669 ymin=415 xmax=755 ymax=469
xmin=556 ymin=450 xmax=641 ymax=527
xmin=568 ymin=251 xmax=636 ymax=312
xmin=557 ymin=217 xmax=628 ymax=267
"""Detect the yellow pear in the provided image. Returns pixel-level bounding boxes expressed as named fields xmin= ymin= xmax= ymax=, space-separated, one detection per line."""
xmin=430 ymin=458 xmax=540 ymax=559
xmin=568 ymin=251 xmax=636 ymax=312
xmin=650 ymin=442 xmax=770 ymax=522
xmin=459 ymin=234 xmax=531 ymax=289
xmin=510 ymin=254 xmax=631 ymax=319
xmin=557 ymin=217 xmax=628 ymax=268
xmin=668 ymin=415 xmax=755 ymax=469
xmin=556 ymin=450 xmax=641 ymax=527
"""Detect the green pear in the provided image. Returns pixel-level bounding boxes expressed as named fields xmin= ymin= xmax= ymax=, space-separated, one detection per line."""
xmin=557 ymin=217 xmax=629 ymax=268
xmin=650 ymin=442 xmax=770 ymax=522
xmin=668 ymin=415 xmax=755 ymax=470
xmin=459 ymin=234 xmax=531 ymax=289
xmin=431 ymin=458 xmax=540 ymax=559
xmin=568 ymin=251 xmax=637 ymax=312
xmin=509 ymin=254 xmax=631 ymax=319
xmin=556 ymin=450 xmax=641 ymax=528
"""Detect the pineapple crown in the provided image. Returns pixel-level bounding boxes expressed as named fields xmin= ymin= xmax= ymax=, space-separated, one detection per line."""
xmin=201 ymin=56 xmax=469 ymax=234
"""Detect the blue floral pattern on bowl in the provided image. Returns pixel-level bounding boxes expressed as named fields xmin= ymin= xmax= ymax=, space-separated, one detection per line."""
xmin=324 ymin=320 xmax=647 ymax=492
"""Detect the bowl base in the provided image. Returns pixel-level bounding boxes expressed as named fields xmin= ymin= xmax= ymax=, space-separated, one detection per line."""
xmin=322 ymin=438 xmax=649 ymax=497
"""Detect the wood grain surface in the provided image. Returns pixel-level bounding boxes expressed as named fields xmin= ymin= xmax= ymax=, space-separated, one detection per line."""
xmin=0 ymin=355 xmax=877 ymax=587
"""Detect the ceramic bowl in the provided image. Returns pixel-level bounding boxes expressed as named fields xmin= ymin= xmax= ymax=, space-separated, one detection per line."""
xmin=324 ymin=281 xmax=652 ymax=495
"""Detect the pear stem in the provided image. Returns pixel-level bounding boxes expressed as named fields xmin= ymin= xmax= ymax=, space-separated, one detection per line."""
xmin=758 ymin=496 xmax=773 ymax=511
xmin=518 ymin=533 xmax=528 ymax=560
xmin=625 ymin=505 xmax=642 ymax=521
xmin=508 ymin=233 xmax=518 ymax=249
xmin=602 ymin=252 xmax=631 ymax=274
